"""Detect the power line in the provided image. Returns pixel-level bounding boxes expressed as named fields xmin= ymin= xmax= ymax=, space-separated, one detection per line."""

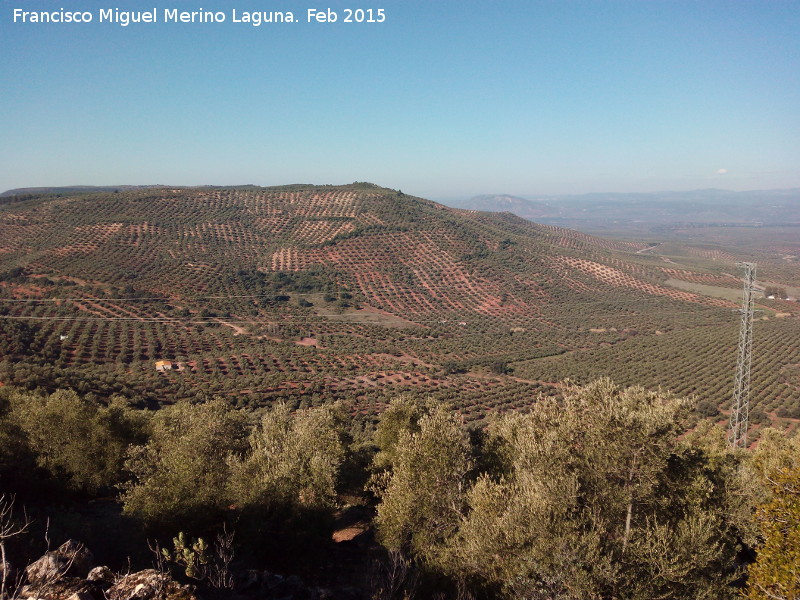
xmin=0 ymin=291 xmax=735 ymax=316
xmin=0 ymin=283 xmax=742 ymax=307
xmin=0 ymin=310 xmax=727 ymax=328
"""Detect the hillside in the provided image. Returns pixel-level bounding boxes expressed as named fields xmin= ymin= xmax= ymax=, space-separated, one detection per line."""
xmin=447 ymin=190 xmax=800 ymax=286
xmin=1 ymin=183 xmax=799 ymax=432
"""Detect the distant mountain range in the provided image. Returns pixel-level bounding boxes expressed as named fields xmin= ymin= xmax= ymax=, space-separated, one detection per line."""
xmin=442 ymin=188 xmax=800 ymax=233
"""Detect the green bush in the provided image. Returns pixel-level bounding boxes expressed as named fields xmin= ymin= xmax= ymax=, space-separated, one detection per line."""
xmin=9 ymin=388 xmax=147 ymax=494
xmin=371 ymin=379 xmax=757 ymax=600
xmin=373 ymin=405 xmax=471 ymax=561
xmin=229 ymin=402 xmax=348 ymax=512
xmin=121 ymin=399 xmax=247 ymax=529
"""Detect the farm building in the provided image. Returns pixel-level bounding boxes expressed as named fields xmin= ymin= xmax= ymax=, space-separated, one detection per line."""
xmin=155 ymin=360 xmax=174 ymax=372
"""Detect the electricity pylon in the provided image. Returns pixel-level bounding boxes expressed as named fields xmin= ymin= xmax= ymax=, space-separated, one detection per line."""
xmin=729 ymin=262 xmax=757 ymax=449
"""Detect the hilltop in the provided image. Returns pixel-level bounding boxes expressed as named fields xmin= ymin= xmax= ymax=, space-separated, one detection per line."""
xmin=0 ymin=184 xmax=171 ymax=198
xmin=1 ymin=183 xmax=799 ymax=431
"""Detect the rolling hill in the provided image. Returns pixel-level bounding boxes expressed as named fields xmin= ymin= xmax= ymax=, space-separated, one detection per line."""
xmin=1 ymin=183 xmax=799 ymax=434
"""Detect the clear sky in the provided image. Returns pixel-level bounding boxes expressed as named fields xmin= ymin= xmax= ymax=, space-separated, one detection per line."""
xmin=1 ymin=0 xmax=798 ymax=198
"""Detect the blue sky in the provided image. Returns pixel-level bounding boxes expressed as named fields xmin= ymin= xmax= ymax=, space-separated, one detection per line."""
xmin=1 ymin=0 xmax=798 ymax=198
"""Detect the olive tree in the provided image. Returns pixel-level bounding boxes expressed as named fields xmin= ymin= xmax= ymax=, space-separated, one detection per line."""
xmin=373 ymin=405 xmax=472 ymax=562
xmin=9 ymin=389 xmax=147 ymax=494
xmin=228 ymin=402 xmax=349 ymax=512
xmin=441 ymin=379 xmax=748 ymax=599
xmin=745 ymin=430 xmax=800 ymax=600
xmin=746 ymin=465 xmax=800 ymax=600
xmin=122 ymin=399 xmax=247 ymax=529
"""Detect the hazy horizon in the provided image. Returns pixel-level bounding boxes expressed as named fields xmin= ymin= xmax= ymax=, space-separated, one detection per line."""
xmin=4 ymin=183 xmax=799 ymax=204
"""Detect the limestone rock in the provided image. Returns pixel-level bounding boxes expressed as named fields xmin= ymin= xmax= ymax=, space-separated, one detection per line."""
xmin=25 ymin=552 xmax=66 ymax=587
xmin=86 ymin=566 xmax=114 ymax=584
xmin=106 ymin=569 xmax=198 ymax=600
xmin=18 ymin=577 xmax=101 ymax=600
xmin=25 ymin=541 xmax=94 ymax=585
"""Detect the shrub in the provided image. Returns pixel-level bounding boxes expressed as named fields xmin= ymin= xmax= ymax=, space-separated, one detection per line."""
xmin=229 ymin=402 xmax=349 ymax=513
xmin=10 ymin=389 xmax=147 ymax=494
xmin=122 ymin=399 xmax=247 ymax=529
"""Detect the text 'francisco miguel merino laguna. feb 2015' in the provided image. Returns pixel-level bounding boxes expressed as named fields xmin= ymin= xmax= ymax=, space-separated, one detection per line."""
xmin=12 ymin=7 xmax=387 ymax=26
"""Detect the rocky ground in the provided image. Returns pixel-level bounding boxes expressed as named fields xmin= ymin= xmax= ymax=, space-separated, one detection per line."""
xmin=6 ymin=539 xmax=365 ymax=600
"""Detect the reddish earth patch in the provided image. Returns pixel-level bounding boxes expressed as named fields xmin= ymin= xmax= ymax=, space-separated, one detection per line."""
xmin=332 ymin=523 xmax=369 ymax=543
xmin=553 ymin=256 xmax=735 ymax=308
xmin=4 ymin=283 xmax=50 ymax=299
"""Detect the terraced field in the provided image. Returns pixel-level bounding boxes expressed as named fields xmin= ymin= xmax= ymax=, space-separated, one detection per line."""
xmin=1 ymin=183 xmax=798 ymax=435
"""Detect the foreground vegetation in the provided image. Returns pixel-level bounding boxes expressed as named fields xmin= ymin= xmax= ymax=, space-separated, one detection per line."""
xmin=1 ymin=380 xmax=798 ymax=599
